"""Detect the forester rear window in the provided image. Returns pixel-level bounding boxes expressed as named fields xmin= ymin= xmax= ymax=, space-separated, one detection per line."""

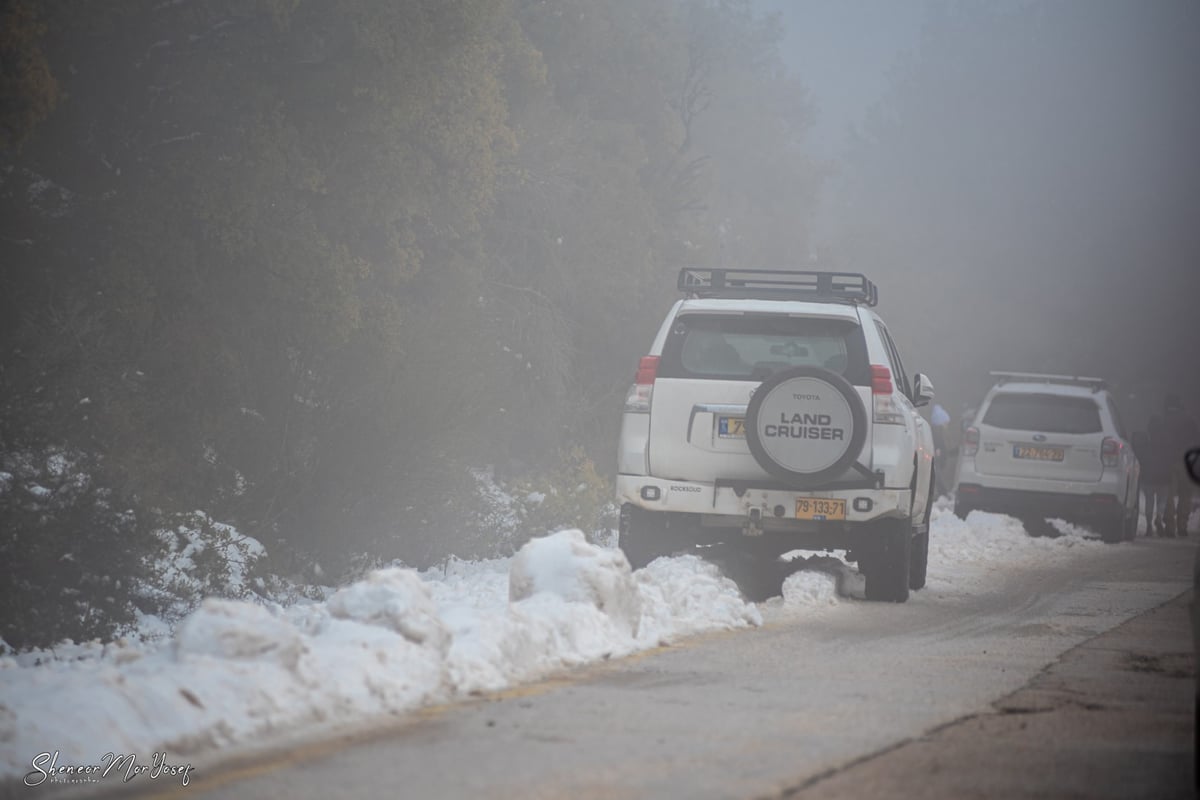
xmin=982 ymin=393 xmax=1103 ymax=434
xmin=658 ymin=314 xmax=869 ymax=384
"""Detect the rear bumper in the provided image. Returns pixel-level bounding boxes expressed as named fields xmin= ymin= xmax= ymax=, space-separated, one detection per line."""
xmin=955 ymin=457 xmax=1128 ymax=502
xmin=615 ymin=473 xmax=911 ymax=524
xmin=954 ymin=483 xmax=1123 ymax=520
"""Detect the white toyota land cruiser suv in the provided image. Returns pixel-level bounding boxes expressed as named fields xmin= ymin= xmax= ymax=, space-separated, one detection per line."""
xmin=616 ymin=269 xmax=936 ymax=602
xmin=953 ymin=372 xmax=1141 ymax=543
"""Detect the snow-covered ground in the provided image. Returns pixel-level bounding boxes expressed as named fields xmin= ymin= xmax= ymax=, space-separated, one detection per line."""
xmin=0 ymin=507 xmax=1117 ymax=784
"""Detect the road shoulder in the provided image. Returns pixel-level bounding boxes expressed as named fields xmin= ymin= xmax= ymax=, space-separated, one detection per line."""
xmin=782 ymin=589 xmax=1195 ymax=800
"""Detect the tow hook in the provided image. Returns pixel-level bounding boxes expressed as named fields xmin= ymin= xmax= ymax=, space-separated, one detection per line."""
xmin=743 ymin=507 xmax=764 ymax=537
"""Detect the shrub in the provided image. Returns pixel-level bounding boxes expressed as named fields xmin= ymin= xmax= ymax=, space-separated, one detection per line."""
xmin=0 ymin=447 xmax=163 ymax=649
xmin=510 ymin=446 xmax=616 ymax=546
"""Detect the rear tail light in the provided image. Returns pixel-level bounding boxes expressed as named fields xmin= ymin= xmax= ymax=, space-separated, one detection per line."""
xmin=870 ymin=364 xmax=894 ymax=394
xmin=963 ymin=426 xmax=980 ymax=456
xmin=624 ymin=355 xmax=659 ymax=413
xmin=871 ymin=364 xmax=903 ymax=425
xmin=634 ymin=355 xmax=660 ymax=385
xmin=1101 ymin=437 xmax=1121 ymax=467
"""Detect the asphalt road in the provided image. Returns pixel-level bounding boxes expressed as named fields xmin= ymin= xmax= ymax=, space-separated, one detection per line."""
xmin=103 ymin=536 xmax=1194 ymax=800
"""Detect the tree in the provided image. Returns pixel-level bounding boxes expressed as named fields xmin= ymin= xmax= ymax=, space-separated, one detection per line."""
xmin=1 ymin=0 xmax=827 ymax=587
xmin=0 ymin=0 xmax=58 ymax=149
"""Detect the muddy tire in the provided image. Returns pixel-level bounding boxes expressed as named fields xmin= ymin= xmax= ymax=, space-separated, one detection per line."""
xmin=909 ymin=480 xmax=934 ymax=591
xmin=863 ymin=518 xmax=912 ymax=603
xmin=1098 ymin=509 xmax=1127 ymax=544
xmin=908 ymin=532 xmax=928 ymax=591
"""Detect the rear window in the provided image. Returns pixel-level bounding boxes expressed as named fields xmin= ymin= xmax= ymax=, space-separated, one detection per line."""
xmin=658 ymin=314 xmax=869 ymax=384
xmin=982 ymin=393 xmax=1103 ymax=434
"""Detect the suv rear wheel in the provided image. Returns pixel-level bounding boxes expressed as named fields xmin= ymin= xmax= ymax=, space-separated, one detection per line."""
xmin=908 ymin=481 xmax=934 ymax=591
xmin=862 ymin=518 xmax=912 ymax=602
xmin=1098 ymin=506 xmax=1136 ymax=544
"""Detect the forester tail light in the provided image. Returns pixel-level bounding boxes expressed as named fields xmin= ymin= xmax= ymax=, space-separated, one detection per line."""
xmin=625 ymin=355 xmax=660 ymax=413
xmin=1101 ymin=437 xmax=1121 ymax=467
xmin=963 ymin=426 xmax=980 ymax=456
xmin=871 ymin=364 xmax=903 ymax=424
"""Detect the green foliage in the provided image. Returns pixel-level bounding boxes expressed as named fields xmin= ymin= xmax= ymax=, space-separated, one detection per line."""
xmin=510 ymin=447 xmax=616 ymax=546
xmin=150 ymin=511 xmax=270 ymax=617
xmin=0 ymin=0 xmax=819 ymax=587
xmin=0 ymin=448 xmax=164 ymax=650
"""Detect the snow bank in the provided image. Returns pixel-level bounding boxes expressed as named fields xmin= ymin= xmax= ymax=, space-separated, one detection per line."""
xmin=0 ymin=530 xmax=758 ymax=780
xmin=509 ymin=530 xmax=642 ymax=636
xmin=760 ymin=503 xmax=1109 ymax=618
xmin=0 ymin=506 xmax=1127 ymax=782
xmin=781 ymin=569 xmax=842 ymax=607
xmin=634 ymin=555 xmax=762 ymax=642
xmin=926 ymin=506 xmax=1103 ymax=593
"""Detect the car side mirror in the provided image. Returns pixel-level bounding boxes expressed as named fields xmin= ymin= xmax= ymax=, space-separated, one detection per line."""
xmin=1187 ymin=448 xmax=1200 ymax=485
xmin=912 ymin=373 xmax=935 ymax=408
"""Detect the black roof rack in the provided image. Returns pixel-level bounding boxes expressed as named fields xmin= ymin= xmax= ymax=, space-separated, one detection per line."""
xmin=677 ymin=268 xmax=878 ymax=307
xmin=989 ymin=371 xmax=1108 ymax=392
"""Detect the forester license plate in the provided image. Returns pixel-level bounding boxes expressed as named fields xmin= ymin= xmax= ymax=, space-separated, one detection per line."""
xmin=718 ymin=416 xmax=746 ymax=438
xmin=795 ymin=498 xmax=846 ymax=521
xmin=1013 ymin=445 xmax=1065 ymax=462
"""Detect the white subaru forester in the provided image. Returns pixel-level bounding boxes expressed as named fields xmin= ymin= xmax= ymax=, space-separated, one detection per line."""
xmin=953 ymin=372 xmax=1141 ymax=542
xmin=616 ymin=269 xmax=936 ymax=602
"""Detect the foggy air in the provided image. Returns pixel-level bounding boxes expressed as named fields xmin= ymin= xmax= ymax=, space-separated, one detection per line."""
xmin=1 ymin=1 xmax=1197 ymax=797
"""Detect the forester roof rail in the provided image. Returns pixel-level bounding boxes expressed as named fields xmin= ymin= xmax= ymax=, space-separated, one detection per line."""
xmin=677 ymin=268 xmax=879 ymax=307
xmin=989 ymin=371 xmax=1108 ymax=391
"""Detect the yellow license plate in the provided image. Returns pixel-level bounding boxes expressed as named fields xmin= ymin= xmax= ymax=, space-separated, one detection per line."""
xmin=1013 ymin=445 xmax=1065 ymax=461
xmin=795 ymin=498 xmax=846 ymax=521
xmin=718 ymin=416 xmax=746 ymax=438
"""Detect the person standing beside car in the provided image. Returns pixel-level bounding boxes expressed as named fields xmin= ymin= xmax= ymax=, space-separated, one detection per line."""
xmin=930 ymin=403 xmax=952 ymax=498
xmin=1161 ymin=395 xmax=1198 ymax=537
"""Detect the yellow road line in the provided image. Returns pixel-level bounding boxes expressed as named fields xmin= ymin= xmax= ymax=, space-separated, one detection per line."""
xmin=132 ymin=634 xmax=736 ymax=798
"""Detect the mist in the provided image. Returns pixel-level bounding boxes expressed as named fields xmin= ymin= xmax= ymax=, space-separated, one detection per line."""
xmin=805 ymin=0 xmax=1200 ymax=425
xmin=2 ymin=0 xmax=1198 ymax=649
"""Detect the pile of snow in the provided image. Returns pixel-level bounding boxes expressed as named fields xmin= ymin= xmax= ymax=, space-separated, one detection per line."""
xmin=0 ymin=530 xmax=758 ymax=780
xmin=780 ymin=570 xmax=841 ymax=607
xmin=636 ymin=555 xmax=763 ymax=642
xmin=509 ymin=531 xmax=642 ymax=636
xmin=927 ymin=506 xmax=1101 ymax=580
xmin=0 ymin=506 xmax=1130 ymax=783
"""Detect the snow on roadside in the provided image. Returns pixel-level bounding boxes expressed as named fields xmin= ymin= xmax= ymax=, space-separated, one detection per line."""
xmin=761 ymin=505 xmax=1106 ymax=617
xmin=926 ymin=506 xmax=1103 ymax=593
xmin=780 ymin=570 xmax=841 ymax=607
xmin=0 ymin=507 xmax=1119 ymax=782
xmin=0 ymin=530 xmax=757 ymax=781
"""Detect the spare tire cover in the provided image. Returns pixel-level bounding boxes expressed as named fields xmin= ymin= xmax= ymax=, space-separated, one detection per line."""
xmin=745 ymin=366 xmax=868 ymax=485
